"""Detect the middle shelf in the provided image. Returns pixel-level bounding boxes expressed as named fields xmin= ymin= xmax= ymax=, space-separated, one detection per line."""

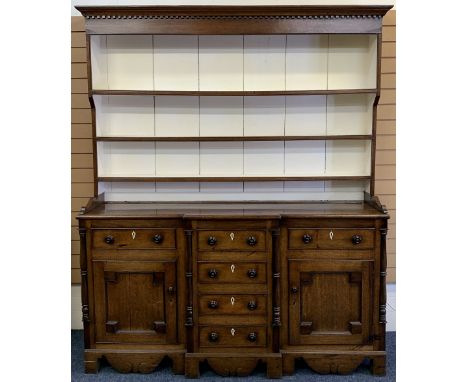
xmin=95 ymin=93 xmax=375 ymax=138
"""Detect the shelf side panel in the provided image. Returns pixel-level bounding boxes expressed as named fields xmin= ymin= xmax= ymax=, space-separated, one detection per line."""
xmin=90 ymin=35 xmax=108 ymax=90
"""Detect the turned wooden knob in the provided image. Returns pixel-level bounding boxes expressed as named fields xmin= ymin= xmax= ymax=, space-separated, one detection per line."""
xmin=246 ymin=236 xmax=257 ymax=246
xmin=208 ymin=269 xmax=218 ymax=279
xmin=208 ymin=300 xmax=219 ymax=309
xmin=351 ymin=235 xmax=362 ymax=245
xmin=104 ymin=235 xmax=114 ymax=245
xmin=153 ymin=234 xmax=163 ymax=244
xmin=247 ymin=269 xmax=257 ymax=278
xmin=208 ymin=332 xmax=219 ymax=342
xmin=291 ymin=286 xmax=298 ymax=294
xmin=302 ymin=234 xmax=312 ymax=244
xmin=247 ymin=332 xmax=257 ymax=342
xmin=207 ymin=236 xmax=217 ymax=246
xmin=247 ymin=301 xmax=257 ymax=310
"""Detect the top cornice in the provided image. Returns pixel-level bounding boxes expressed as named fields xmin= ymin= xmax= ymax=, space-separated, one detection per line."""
xmin=76 ymin=5 xmax=393 ymax=20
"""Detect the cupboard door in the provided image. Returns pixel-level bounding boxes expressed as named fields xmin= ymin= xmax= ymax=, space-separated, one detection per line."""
xmin=288 ymin=259 xmax=372 ymax=345
xmin=93 ymin=260 xmax=177 ymax=344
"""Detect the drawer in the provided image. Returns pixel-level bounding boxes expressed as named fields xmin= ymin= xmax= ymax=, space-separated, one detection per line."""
xmin=198 ymin=262 xmax=266 ymax=284
xmin=199 ymin=326 xmax=267 ymax=348
xmin=317 ymin=229 xmax=374 ymax=249
xmin=92 ymin=228 xmax=176 ymax=250
xmin=199 ymin=294 xmax=267 ymax=316
xmin=288 ymin=228 xmax=374 ymax=250
xmin=198 ymin=230 xmax=266 ymax=251
xmin=288 ymin=229 xmax=318 ymax=249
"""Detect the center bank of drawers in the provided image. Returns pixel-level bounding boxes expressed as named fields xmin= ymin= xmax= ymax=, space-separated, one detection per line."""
xmin=196 ymin=229 xmax=269 ymax=349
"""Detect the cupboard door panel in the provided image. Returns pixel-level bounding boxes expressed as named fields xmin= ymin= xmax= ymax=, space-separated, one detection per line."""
xmin=94 ymin=261 xmax=177 ymax=344
xmin=288 ymin=260 xmax=372 ymax=345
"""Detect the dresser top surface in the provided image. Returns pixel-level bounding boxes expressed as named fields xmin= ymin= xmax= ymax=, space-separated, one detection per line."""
xmin=78 ymin=201 xmax=388 ymax=220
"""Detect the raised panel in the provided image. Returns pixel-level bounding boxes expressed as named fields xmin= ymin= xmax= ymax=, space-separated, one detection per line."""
xmin=154 ymin=35 xmax=198 ymax=91
xmin=285 ymin=96 xmax=326 ymax=136
xmin=328 ymin=35 xmax=377 ymax=89
xmin=155 ymin=96 xmax=199 ymax=137
xmin=199 ymin=35 xmax=243 ymax=91
xmin=94 ymin=261 xmax=176 ymax=344
xmin=244 ymin=35 xmax=286 ymax=91
xmin=107 ymin=35 xmax=153 ymax=90
xmin=200 ymin=96 xmax=243 ymax=137
xmin=95 ymin=95 xmax=155 ymax=137
xmin=288 ymin=260 xmax=372 ymax=345
xmin=285 ymin=35 xmax=328 ymax=90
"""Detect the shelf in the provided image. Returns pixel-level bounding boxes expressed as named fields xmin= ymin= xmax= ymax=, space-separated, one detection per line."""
xmin=92 ymin=89 xmax=377 ymax=97
xmin=97 ymin=175 xmax=371 ymax=182
xmin=95 ymin=135 xmax=372 ymax=142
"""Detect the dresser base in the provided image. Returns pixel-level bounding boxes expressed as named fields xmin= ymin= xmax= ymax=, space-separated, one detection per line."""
xmin=84 ymin=349 xmax=185 ymax=374
xmin=282 ymin=350 xmax=386 ymax=376
xmin=185 ymin=353 xmax=282 ymax=379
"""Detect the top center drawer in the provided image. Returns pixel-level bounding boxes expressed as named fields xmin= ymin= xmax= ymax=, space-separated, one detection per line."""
xmin=198 ymin=230 xmax=266 ymax=252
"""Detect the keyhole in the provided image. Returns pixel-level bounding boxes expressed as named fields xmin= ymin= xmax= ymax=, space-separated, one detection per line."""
xmin=329 ymin=231 xmax=334 ymax=240
xmin=231 ymin=297 xmax=235 ymax=305
xmin=231 ymin=264 xmax=235 ymax=273
xmin=230 ymin=232 xmax=235 ymax=241
xmin=131 ymin=231 xmax=136 ymax=240
xmin=231 ymin=328 xmax=236 ymax=336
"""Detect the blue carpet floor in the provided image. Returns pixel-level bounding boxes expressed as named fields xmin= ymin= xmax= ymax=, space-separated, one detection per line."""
xmin=72 ymin=331 xmax=395 ymax=381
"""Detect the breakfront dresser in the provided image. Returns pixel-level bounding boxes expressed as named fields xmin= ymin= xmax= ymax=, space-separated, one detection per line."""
xmin=76 ymin=4 xmax=391 ymax=378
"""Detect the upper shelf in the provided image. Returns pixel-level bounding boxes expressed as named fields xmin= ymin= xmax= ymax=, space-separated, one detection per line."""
xmin=90 ymin=34 xmax=378 ymax=91
xmin=92 ymin=89 xmax=377 ymax=97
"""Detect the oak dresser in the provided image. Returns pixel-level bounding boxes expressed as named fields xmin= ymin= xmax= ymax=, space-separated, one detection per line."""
xmin=76 ymin=4 xmax=391 ymax=378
